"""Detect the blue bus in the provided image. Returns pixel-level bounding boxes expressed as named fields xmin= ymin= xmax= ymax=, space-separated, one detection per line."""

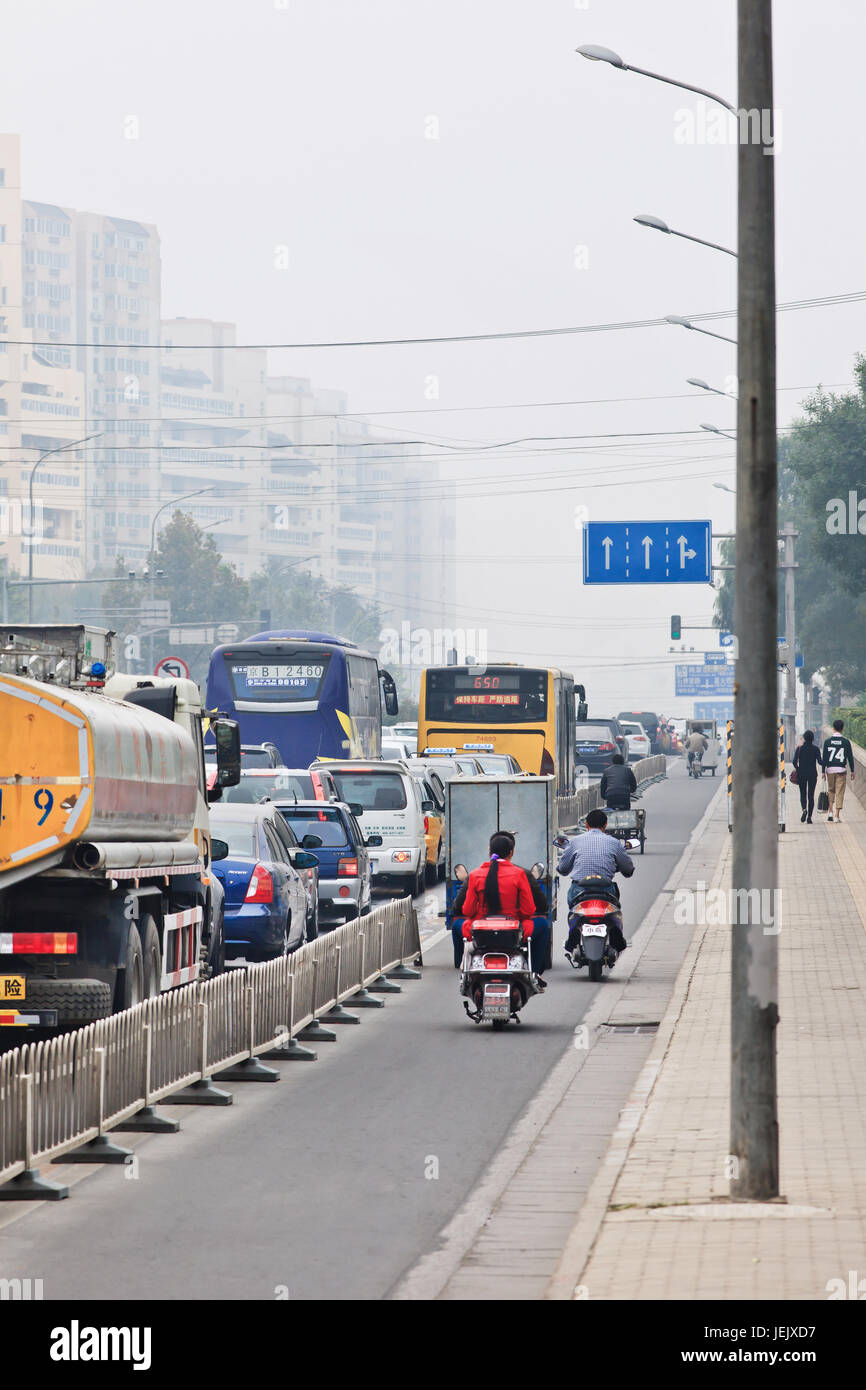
xmin=205 ymin=631 xmax=397 ymax=767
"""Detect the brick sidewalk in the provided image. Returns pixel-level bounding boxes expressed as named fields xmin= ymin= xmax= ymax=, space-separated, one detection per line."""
xmin=554 ymin=778 xmax=866 ymax=1300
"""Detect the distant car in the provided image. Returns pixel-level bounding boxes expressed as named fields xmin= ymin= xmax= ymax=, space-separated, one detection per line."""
xmin=472 ymin=753 xmax=523 ymax=776
xmin=209 ymin=803 xmax=318 ymax=961
xmin=575 ymin=718 xmax=630 ymax=774
xmin=218 ymin=766 xmax=339 ymax=805
xmin=387 ymin=722 xmax=418 ymax=746
xmin=273 ymin=799 xmax=378 ymax=925
xmin=617 ymin=710 xmax=661 ymax=755
xmin=406 ymin=769 xmax=446 ymax=885
xmin=418 ymin=747 xmax=484 ymax=776
xmin=315 ymin=760 xmax=430 ymax=896
xmin=620 ymin=720 xmax=651 ymax=762
xmin=205 ymin=741 xmax=281 ymax=785
xmin=381 ymin=737 xmax=416 ymax=762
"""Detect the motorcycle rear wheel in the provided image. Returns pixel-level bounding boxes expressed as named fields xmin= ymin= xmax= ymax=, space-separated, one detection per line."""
xmin=492 ymin=1018 xmax=509 ymax=1030
xmin=588 ymin=958 xmax=603 ymax=982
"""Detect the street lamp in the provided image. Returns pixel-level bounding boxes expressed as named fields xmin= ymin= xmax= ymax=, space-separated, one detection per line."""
xmin=713 ymin=482 xmax=736 ymax=494
xmin=688 ymin=376 xmax=738 ymax=400
xmin=27 ymin=432 xmax=102 ymax=621
xmin=147 ymin=487 xmax=214 ymax=672
xmin=634 ymin=214 xmax=737 ymax=259
xmin=576 ymin=45 xmax=736 ymax=113
xmin=665 ymin=315 xmax=738 ymax=346
xmin=701 ymin=423 xmax=737 ymax=440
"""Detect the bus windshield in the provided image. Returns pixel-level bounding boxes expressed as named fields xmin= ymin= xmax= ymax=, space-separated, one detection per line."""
xmin=424 ymin=668 xmax=548 ymax=723
xmin=227 ymin=656 xmax=329 ymax=702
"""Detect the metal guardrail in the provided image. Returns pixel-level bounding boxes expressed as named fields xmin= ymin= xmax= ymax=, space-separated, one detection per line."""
xmin=556 ymin=753 xmax=667 ymax=832
xmin=0 ymin=896 xmax=421 ymax=1198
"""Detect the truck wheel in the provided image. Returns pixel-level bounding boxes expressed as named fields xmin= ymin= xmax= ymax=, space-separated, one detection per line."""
xmin=141 ymin=915 xmax=161 ymax=998
xmin=208 ymin=906 xmax=226 ymax=976
xmin=23 ymin=980 xmax=112 ymax=1028
xmin=117 ymin=928 xmax=144 ymax=1012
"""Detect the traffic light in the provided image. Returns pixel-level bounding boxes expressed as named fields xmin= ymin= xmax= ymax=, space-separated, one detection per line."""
xmin=671 ymin=614 xmax=682 ymax=641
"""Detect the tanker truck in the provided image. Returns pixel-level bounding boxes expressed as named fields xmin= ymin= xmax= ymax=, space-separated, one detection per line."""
xmin=0 ymin=625 xmax=241 ymax=1030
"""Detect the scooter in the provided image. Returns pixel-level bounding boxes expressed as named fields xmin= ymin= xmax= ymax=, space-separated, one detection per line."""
xmin=456 ymin=863 xmax=547 ymax=1029
xmin=564 ymin=875 xmax=623 ymax=983
xmin=688 ymin=750 xmax=704 ymax=778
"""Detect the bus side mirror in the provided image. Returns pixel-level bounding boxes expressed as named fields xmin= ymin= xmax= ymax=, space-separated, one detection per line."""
xmin=380 ymin=669 xmax=399 ymax=717
xmin=212 ymin=718 xmax=241 ymax=787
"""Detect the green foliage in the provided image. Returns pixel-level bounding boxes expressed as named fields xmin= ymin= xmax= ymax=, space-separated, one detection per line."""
xmin=713 ymin=356 xmax=866 ymax=695
xmin=834 ymin=707 xmax=866 ymax=750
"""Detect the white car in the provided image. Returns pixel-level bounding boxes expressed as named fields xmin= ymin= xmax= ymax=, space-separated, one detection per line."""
xmin=316 ymin=761 xmax=430 ymax=897
xmin=381 ymin=737 xmax=416 ymax=761
xmin=620 ymin=721 xmax=651 ymax=762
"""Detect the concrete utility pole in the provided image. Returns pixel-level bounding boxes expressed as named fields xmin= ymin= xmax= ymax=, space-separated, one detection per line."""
xmin=780 ymin=522 xmax=798 ymax=754
xmin=731 ymin=0 xmax=779 ymax=1200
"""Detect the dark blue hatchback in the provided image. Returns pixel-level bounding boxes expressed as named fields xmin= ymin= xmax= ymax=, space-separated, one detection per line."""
xmin=272 ymin=800 xmax=378 ymax=925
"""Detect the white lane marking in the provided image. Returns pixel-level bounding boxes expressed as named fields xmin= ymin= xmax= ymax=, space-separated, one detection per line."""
xmin=419 ymin=926 xmax=448 ymax=950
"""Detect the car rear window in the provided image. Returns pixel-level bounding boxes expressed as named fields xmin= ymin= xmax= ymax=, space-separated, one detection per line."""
xmin=330 ymin=769 xmax=408 ymax=811
xmin=222 ymin=773 xmax=312 ymax=803
xmin=276 ymin=807 xmax=350 ymax=848
xmin=576 ymin=724 xmax=616 ymax=739
xmin=240 ymin=748 xmax=276 ymax=768
xmin=212 ymin=821 xmax=258 ymax=858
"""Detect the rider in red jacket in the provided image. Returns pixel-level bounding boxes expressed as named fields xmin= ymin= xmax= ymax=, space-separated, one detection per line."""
xmin=461 ymin=852 xmax=536 ymax=930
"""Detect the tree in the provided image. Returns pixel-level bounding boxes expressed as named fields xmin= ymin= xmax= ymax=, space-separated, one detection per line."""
xmin=714 ymin=355 xmax=866 ymax=699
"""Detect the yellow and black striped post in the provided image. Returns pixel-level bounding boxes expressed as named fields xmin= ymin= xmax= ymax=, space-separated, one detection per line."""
xmin=726 ymin=719 xmax=734 ymax=832
xmin=778 ymin=717 xmax=786 ymax=832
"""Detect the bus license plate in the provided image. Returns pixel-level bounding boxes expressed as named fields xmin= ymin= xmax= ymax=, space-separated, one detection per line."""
xmin=0 ymin=976 xmax=25 ymax=1002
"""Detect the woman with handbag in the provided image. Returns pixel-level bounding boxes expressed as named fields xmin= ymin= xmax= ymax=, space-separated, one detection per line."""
xmin=793 ymin=729 xmax=822 ymax=823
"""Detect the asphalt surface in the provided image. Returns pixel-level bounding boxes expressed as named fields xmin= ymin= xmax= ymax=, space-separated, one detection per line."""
xmin=0 ymin=758 xmax=719 ymax=1300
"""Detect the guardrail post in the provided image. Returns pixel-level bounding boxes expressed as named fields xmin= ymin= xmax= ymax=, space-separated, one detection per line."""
xmin=727 ymin=720 xmax=734 ymax=832
xmin=57 ymin=1047 xmax=133 ymax=1164
xmin=342 ymin=931 xmax=385 ymax=1009
xmin=115 ymin=1020 xmax=180 ymax=1133
xmin=387 ymin=905 xmax=422 ymax=979
xmin=161 ymin=1002 xmax=233 ymax=1106
xmin=324 ymin=945 xmax=361 ymax=1024
xmin=262 ymin=972 xmax=318 ymax=1060
xmin=0 ymin=1073 xmax=68 ymax=1201
xmin=219 ymin=986 xmax=281 ymax=1081
xmin=299 ymin=957 xmax=339 ymax=1042
xmin=367 ymin=913 xmax=402 ymax=994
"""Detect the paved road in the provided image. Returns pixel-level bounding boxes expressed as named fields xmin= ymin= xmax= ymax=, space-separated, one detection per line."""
xmin=0 ymin=759 xmax=718 ymax=1300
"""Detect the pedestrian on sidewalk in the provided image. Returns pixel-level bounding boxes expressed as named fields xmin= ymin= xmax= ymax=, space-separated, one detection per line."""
xmin=821 ymin=718 xmax=855 ymax=822
xmin=793 ymin=729 xmax=822 ymax=823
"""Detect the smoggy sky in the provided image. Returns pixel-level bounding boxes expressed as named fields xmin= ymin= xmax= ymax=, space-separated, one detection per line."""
xmin=3 ymin=0 xmax=864 ymax=713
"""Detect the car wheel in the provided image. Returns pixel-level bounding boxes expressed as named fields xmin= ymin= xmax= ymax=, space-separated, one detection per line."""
xmin=413 ymin=865 xmax=425 ymax=898
xmin=306 ymin=898 xmax=319 ymax=942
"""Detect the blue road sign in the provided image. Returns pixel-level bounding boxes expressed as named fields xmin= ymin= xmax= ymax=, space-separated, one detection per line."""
xmin=719 ymin=630 xmax=734 ymax=647
xmin=583 ymin=520 xmax=712 ymax=585
xmin=675 ymin=664 xmax=735 ymax=697
xmin=704 ymin=652 xmax=727 ymax=665
xmin=695 ymin=700 xmax=735 ymax=722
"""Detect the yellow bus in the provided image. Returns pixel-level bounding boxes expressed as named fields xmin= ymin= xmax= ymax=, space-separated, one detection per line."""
xmin=418 ymin=665 xmax=580 ymax=794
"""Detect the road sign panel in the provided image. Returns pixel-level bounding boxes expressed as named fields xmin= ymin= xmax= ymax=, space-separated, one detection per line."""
xmin=583 ymin=520 xmax=711 ymax=585
xmin=216 ymin=623 xmax=240 ymax=643
xmin=155 ymin=655 xmax=190 ymax=680
xmin=704 ymin=653 xmax=727 ymax=665
xmin=695 ymin=700 xmax=735 ymax=721
xmin=719 ymin=630 xmax=734 ymax=647
xmin=675 ymin=664 xmax=734 ymax=697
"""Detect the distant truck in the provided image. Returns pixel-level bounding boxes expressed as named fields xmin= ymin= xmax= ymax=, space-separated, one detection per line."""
xmin=684 ymin=718 xmax=723 ymax=775
xmin=0 ymin=625 xmax=240 ymax=1030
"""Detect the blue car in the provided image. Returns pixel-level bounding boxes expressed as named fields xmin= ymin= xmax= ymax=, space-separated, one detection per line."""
xmin=272 ymin=799 xmax=381 ymax=925
xmin=209 ymin=803 xmax=318 ymax=962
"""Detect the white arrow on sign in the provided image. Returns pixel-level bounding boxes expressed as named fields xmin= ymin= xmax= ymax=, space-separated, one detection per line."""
xmin=677 ymin=534 xmax=697 ymax=566
xmin=642 ymin=535 xmax=653 ymax=567
xmin=601 ymin=536 xmax=613 ymax=570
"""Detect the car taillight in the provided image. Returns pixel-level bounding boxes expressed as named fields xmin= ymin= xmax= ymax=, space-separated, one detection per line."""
xmin=578 ymin=900 xmax=611 ymax=916
xmin=0 ymin=932 xmax=78 ymax=955
xmin=424 ymin=815 xmax=430 ymax=833
xmin=245 ymin=866 xmax=274 ymax=903
xmin=311 ymin=771 xmax=326 ymax=802
xmin=599 ymin=742 xmax=615 ymax=752
xmin=482 ymin=954 xmax=509 ymax=969
xmin=338 ymin=857 xmax=358 ymax=877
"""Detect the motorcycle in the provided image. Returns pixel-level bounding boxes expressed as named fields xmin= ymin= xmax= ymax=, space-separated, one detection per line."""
xmin=455 ymin=861 xmax=547 ymax=1028
xmin=688 ymin=750 xmax=704 ymax=778
xmin=564 ymin=875 xmax=623 ymax=983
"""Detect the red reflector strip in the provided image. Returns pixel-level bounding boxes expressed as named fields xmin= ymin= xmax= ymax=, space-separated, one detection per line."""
xmin=0 ymin=933 xmax=77 ymax=955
